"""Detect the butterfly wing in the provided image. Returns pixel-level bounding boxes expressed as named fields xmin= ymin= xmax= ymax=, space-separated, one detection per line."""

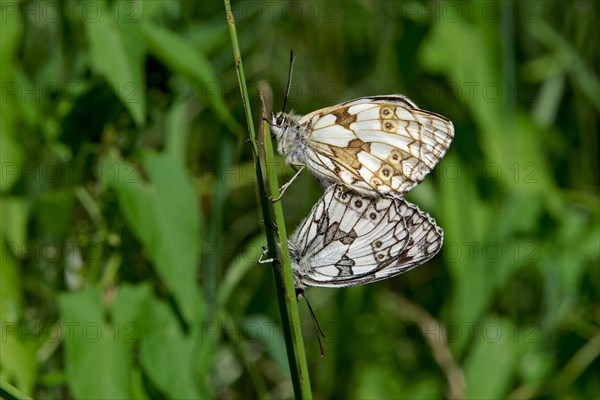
xmin=299 ymin=95 xmax=454 ymax=195
xmin=289 ymin=185 xmax=443 ymax=288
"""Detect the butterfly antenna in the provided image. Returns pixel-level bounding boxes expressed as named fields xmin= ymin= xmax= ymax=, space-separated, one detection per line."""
xmin=297 ymin=289 xmax=326 ymax=357
xmin=280 ymin=50 xmax=296 ymax=115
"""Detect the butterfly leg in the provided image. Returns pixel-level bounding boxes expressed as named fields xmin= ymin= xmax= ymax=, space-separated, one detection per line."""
xmin=245 ymin=137 xmax=263 ymax=146
xmin=270 ymin=165 xmax=305 ymax=202
xmin=257 ymin=245 xmax=275 ymax=264
xmin=297 ymin=290 xmax=326 ymax=357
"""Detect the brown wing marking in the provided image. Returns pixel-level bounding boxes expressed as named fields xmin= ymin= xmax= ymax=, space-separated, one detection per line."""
xmin=328 ymin=138 xmax=370 ymax=170
xmin=330 ymin=107 xmax=358 ymax=129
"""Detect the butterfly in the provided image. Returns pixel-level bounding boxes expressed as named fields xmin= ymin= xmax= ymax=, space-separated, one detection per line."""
xmin=270 ymin=93 xmax=454 ymax=197
xmin=287 ymin=184 xmax=443 ymax=289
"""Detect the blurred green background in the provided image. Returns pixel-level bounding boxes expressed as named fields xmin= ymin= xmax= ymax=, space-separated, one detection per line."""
xmin=1 ymin=0 xmax=598 ymax=399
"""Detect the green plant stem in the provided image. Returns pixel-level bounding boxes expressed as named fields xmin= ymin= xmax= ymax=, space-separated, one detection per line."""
xmin=223 ymin=1 xmax=313 ymax=399
xmin=0 ymin=380 xmax=33 ymax=400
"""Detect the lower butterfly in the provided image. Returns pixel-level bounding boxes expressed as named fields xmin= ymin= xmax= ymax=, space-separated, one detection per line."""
xmin=287 ymin=184 xmax=443 ymax=289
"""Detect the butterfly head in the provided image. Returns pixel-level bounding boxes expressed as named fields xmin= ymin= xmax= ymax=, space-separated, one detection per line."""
xmin=269 ymin=112 xmax=304 ymax=162
xmin=269 ymin=112 xmax=287 ymax=142
xmin=272 ymin=112 xmax=286 ymax=126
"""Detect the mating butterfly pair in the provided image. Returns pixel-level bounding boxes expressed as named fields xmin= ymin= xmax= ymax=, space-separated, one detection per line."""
xmin=270 ymin=94 xmax=454 ymax=289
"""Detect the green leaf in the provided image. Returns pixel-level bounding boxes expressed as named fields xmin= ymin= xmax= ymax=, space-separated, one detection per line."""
xmin=0 ymin=244 xmax=37 ymax=396
xmin=541 ymin=208 xmax=600 ymax=302
xmin=0 ymin=133 xmax=23 ymax=193
xmin=241 ymin=315 xmax=288 ymax=373
xmin=58 ymin=287 xmax=132 ymax=399
xmin=527 ymin=21 xmax=600 ymax=111
xmin=217 ymin=235 xmax=265 ymax=307
xmin=532 ymin=73 xmax=565 ymax=127
xmin=0 ymin=1 xmax=22 ymax=60
xmin=464 ymin=317 xmax=521 ymax=399
xmin=84 ymin=4 xmax=145 ymax=126
xmin=100 ymin=150 xmax=203 ymax=324
xmin=0 ymin=4 xmax=24 ymax=194
xmin=0 ymin=336 xmax=38 ymax=398
xmin=141 ymin=21 xmax=242 ymax=137
xmin=34 ymin=190 xmax=75 ymax=239
xmin=419 ymin=16 xmax=513 ymax=171
xmin=354 ymin=366 xmax=441 ymax=399
xmin=139 ymin=299 xmax=203 ymax=399
xmin=0 ymin=240 xmax=22 ymax=322
xmin=439 ymin=156 xmax=495 ymax=334
xmin=165 ymin=102 xmax=188 ymax=161
xmin=111 ymin=283 xmax=153 ymax=327
xmin=0 ymin=197 xmax=28 ymax=255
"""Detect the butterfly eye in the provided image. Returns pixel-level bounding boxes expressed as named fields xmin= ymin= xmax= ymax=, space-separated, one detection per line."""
xmin=276 ymin=114 xmax=285 ymax=125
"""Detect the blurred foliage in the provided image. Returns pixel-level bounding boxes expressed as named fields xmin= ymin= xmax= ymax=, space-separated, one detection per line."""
xmin=1 ymin=0 xmax=599 ymax=399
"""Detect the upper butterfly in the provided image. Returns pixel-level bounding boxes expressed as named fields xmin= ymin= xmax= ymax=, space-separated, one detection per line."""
xmin=270 ymin=95 xmax=454 ymax=196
